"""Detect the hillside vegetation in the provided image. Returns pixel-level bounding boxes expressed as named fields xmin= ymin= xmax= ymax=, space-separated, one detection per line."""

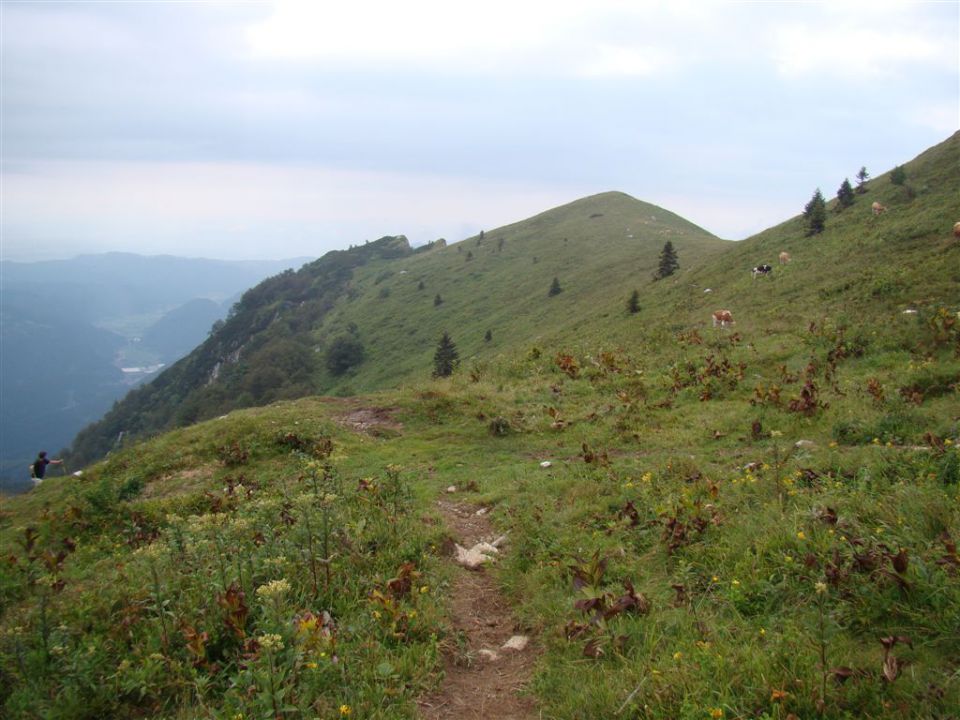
xmin=1 ymin=132 xmax=958 ymax=719
xmin=68 ymin=193 xmax=726 ymax=466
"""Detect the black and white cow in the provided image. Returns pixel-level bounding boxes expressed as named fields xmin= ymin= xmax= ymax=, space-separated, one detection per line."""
xmin=752 ymin=264 xmax=772 ymax=279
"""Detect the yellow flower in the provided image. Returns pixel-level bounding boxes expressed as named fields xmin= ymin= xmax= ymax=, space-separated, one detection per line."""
xmin=770 ymin=689 xmax=789 ymax=702
xmin=711 ymin=575 xmax=719 ymax=582
xmin=784 ymin=555 xmax=793 ymax=563
xmin=419 ymin=585 xmax=430 ymax=594
xmin=758 ymin=628 xmax=766 ymax=637
xmin=731 ymin=579 xmax=740 ymax=587
xmin=673 ymin=651 xmax=683 ymax=661
xmin=797 ymin=531 xmax=806 ymax=540
xmin=339 ymin=705 xmax=352 ymax=716
xmin=815 ymin=581 xmax=828 ymax=595
xmin=305 ymin=662 xmax=318 ymax=669
xmin=709 ymin=708 xmax=724 ymax=719
xmin=829 ymin=441 xmax=838 ymax=448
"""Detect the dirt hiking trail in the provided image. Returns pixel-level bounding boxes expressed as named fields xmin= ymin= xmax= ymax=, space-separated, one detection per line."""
xmin=418 ymin=500 xmax=539 ymax=720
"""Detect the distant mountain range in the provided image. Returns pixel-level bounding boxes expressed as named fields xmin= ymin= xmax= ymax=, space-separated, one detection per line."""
xmin=0 ymin=253 xmax=309 ymax=493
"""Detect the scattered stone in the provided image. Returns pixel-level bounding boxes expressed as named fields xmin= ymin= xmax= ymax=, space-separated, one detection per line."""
xmin=501 ymin=635 xmax=529 ymax=651
xmin=455 ymin=542 xmax=499 ymax=569
xmin=795 ymin=440 xmax=815 ymax=449
xmin=72 ymin=471 xmax=83 ymax=477
xmin=478 ymin=648 xmax=499 ymax=661
xmin=704 ymin=288 xmax=712 ymax=293
xmin=475 ymin=507 xmax=488 ymax=516
xmin=539 ymin=461 xmax=552 ymax=468
xmin=446 ymin=485 xmax=457 ymax=493
xmin=902 ymin=309 xmax=918 ymax=315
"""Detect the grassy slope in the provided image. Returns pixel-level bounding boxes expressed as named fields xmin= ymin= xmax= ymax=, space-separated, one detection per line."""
xmin=1 ymin=133 xmax=959 ymax=719
xmin=310 ymin=191 xmax=728 ymax=394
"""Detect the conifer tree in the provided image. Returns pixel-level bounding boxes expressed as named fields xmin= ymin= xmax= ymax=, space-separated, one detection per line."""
xmin=432 ymin=331 xmax=459 ymax=377
xmin=627 ymin=289 xmax=640 ymax=314
xmin=890 ymin=165 xmax=907 ymax=186
xmin=804 ymin=188 xmax=827 ymax=235
xmin=434 ymin=293 xmax=443 ymax=307
xmin=548 ymin=277 xmax=562 ymax=296
xmin=856 ymin=166 xmax=870 ymax=193
xmin=484 ymin=329 xmax=492 ymax=342
xmin=656 ymin=241 xmax=679 ymax=279
xmin=836 ymin=178 xmax=855 ymax=210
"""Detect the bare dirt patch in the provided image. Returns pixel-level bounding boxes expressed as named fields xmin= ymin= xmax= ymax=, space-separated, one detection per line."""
xmin=322 ymin=398 xmax=403 ymax=436
xmin=418 ymin=501 xmax=538 ymax=720
xmin=141 ymin=467 xmax=214 ymax=500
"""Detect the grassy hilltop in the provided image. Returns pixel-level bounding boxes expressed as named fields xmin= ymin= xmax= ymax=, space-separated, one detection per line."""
xmin=1 ymin=133 xmax=958 ymax=719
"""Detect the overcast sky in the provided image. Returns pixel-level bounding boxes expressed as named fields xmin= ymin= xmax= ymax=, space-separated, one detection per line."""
xmin=1 ymin=0 xmax=957 ymax=262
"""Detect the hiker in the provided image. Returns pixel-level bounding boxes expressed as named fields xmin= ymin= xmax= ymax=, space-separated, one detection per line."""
xmin=31 ymin=451 xmax=63 ymax=480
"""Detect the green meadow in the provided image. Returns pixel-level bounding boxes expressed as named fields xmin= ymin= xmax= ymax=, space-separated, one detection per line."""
xmin=1 ymin=132 xmax=958 ymax=718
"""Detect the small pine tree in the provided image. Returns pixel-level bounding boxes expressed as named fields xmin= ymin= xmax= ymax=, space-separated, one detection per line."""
xmin=548 ymin=277 xmax=562 ymax=296
xmin=626 ymin=289 xmax=640 ymax=315
xmin=417 ymin=280 xmax=425 ymax=291
xmin=432 ymin=331 xmax=459 ymax=378
xmin=890 ymin=165 xmax=907 ymax=186
xmin=484 ymin=329 xmax=492 ymax=342
xmin=836 ymin=178 xmax=855 ymax=210
xmin=804 ymin=188 xmax=827 ymax=235
xmin=466 ymin=250 xmax=473 ymax=261
xmin=497 ymin=237 xmax=505 ymax=252
xmin=856 ymin=166 xmax=870 ymax=193
xmin=433 ymin=293 xmax=443 ymax=307
xmin=656 ymin=241 xmax=679 ymax=279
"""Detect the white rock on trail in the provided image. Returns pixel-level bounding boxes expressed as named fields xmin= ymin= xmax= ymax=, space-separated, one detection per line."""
xmin=539 ymin=461 xmax=552 ymax=468
xmin=446 ymin=485 xmax=457 ymax=493
xmin=501 ymin=635 xmax=529 ymax=651
xmin=454 ymin=542 xmax=499 ymax=569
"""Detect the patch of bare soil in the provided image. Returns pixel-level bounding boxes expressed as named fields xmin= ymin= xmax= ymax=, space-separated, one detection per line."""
xmin=322 ymin=398 xmax=403 ymax=436
xmin=418 ymin=500 xmax=539 ymax=720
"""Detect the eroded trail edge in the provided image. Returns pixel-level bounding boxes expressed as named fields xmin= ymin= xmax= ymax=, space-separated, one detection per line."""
xmin=418 ymin=500 xmax=539 ymax=720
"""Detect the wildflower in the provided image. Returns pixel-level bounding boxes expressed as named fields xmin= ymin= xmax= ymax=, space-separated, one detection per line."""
xmin=305 ymin=662 xmax=318 ymax=669
xmin=770 ymin=689 xmax=789 ymax=702
xmin=623 ymin=482 xmax=634 ymax=489
xmin=709 ymin=708 xmax=724 ymax=719
xmin=829 ymin=441 xmax=838 ymax=448
xmin=731 ymin=579 xmax=740 ymax=587
xmin=784 ymin=555 xmax=793 ymax=563
xmin=673 ymin=651 xmax=683 ymax=661
xmin=872 ymin=437 xmax=880 ymax=445
xmin=815 ymin=581 xmax=828 ymax=595
xmin=339 ymin=705 xmax=352 ymax=716
xmin=256 ymin=578 xmax=291 ymax=602
xmin=797 ymin=531 xmax=806 ymax=540
xmin=758 ymin=628 xmax=766 ymax=637
xmin=641 ymin=472 xmax=653 ymax=483
xmin=419 ymin=585 xmax=430 ymax=594
xmin=258 ymin=634 xmax=284 ymax=651
xmin=711 ymin=575 xmax=719 ymax=583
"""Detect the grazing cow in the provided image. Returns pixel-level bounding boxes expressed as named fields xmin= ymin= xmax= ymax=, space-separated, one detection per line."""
xmin=752 ymin=264 xmax=772 ymax=279
xmin=779 ymin=251 xmax=791 ymax=265
xmin=712 ymin=309 xmax=734 ymax=328
xmin=953 ymin=221 xmax=960 ymax=238
xmin=872 ymin=201 xmax=887 ymax=215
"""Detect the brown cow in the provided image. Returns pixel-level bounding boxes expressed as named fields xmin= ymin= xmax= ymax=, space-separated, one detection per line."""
xmin=779 ymin=251 xmax=791 ymax=264
xmin=712 ymin=309 xmax=734 ymax=328
xmin=872 ymin=201 xmax=887 ymax=215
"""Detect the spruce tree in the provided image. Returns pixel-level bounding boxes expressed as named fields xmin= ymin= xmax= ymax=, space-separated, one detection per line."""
xmin=656 ymin=241 xmax=679 ymax=279
xmin=432 ymin=331 xmax=459 ymax=378
xmin=856 ymin=166 xmax=870 ymax=193
xmin=890 ymin=165 xmax=907 ymax=186
xmin=484 ymin=329 xmax=492 ymax=342
xmin=836 ymin=178 xmax=855 ymax=210
xmin=804 ymin=189 xmax=827 ymax=235
xmin=627 ymin=289 xmax=640 ymax=314
xmin=548 ymin=277 xmax=562 ymax=296
xmin=434 ymin=293 xmax=443 ymax=307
